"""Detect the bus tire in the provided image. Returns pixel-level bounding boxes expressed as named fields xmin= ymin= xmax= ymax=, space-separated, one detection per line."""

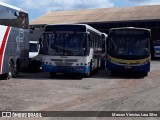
xmin=50 ymin=72 xmax=56 ymax=78
xmin=84 ymin=72 xmax=90 ymax=78
xmin=15 ymin=62 xmax=20 ymax=77
xmin=83 ymin=66 xmax=91 ymax=78
xmin=12 ymin=63 xmax=19 ymax=78
xmin=15 ymin=59 xmax=20 ymax=76
xmin=142 ymin=72 xmax=148 ymax=76
xmin=4 ymin=62 xmax=13 ymax=80
xmin=111 ymin=70 xmax=117 ymax=76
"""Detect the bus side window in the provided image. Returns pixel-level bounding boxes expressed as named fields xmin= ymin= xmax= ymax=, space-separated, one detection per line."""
xmin=102 ymin=40 xmax=105 ymax=53
xmin=98 ymin=35 xmax=100 ymax=48
xmin=88 ymin=34 xmax=92 ymax=48
xmin=95 ymin=34 xmax=97 ymax=48
xmin=97 ymin=34 xmax=99 ymax=48
xmin=93 ymin=34 xmax=96 ymax=48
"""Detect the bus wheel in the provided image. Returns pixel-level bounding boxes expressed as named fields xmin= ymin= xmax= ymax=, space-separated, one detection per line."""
xmin=111 ymin=70 xmax=117 ymax=76
xmin=50 ymin=72 xmax=56 ymax=78
xmin=12 ymin=64 xmax=19 ymax=78
xmin=84 ymin=72 xmax=90 ymax=78
xmin=15 ymin=61 xmax=20 ymax=77
xmin=142 ymin=72 xmax=148 ymax=76
xmin=4 ymin=62 xmax=13 ymax=80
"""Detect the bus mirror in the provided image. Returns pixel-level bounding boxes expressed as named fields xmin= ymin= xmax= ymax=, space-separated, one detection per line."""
xmin=101 ymin=33 xmax=107 ymax=40
xmin=15 ymin=11 xmax=20 ymax=17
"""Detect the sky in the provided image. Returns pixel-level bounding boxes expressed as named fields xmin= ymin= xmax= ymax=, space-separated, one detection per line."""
xmin=1 ymin=0 xmax=160 ymax=22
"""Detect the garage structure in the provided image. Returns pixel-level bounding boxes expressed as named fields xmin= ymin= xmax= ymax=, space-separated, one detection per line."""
xmin=30 ymin=5 xmax=160 ymax=57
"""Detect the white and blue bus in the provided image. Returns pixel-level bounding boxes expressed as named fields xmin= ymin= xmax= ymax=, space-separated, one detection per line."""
xmin=106 ymin=27 xmax=151 ymax=76
xmin=40 ymin=24 xmax=105 ymax=77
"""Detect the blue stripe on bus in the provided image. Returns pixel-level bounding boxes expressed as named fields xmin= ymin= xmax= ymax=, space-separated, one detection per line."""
xmin=106 ymin=61 xmax=150 ymax=73
xmin=42 ymin=64 xmax=90 ymax=74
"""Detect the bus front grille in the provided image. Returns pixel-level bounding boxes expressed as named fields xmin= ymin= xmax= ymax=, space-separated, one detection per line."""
xmin=50 ymin=59 xmax=63 ymax=62
xmin=65 ymin=59 xmax=78 ymax=62
xmin=55 ymin=62 xmax=73 ymax=66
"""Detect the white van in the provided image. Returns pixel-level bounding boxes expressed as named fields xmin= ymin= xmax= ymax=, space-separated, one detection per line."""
xmin=29 ymin=41 xmax=42 ymax=71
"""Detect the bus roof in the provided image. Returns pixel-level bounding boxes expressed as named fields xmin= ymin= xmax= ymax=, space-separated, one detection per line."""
xmin=110 ymin=27 xmax=151 ymax=32
xmin=45 ymin=24 xmax=102 ymax=34
xmin=0 ymin=2 xmax=27 ymax=13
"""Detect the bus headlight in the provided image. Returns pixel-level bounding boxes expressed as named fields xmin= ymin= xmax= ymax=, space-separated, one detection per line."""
xmin=84 ymin=63 xmax=88 ymax=66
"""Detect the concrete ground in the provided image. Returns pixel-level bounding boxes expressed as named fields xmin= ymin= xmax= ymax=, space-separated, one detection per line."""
xmin=0 ymin=61 xmax=160 ymax=120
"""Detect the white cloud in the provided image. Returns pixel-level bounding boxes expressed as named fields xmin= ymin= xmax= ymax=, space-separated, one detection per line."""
xmin=19 ymin=0 xmax=114 ymax=12
xmin=127 ymin=0 xmax=160 ymax=5
xmin=140 ymin=0 xmax=160 ymax=5
xmin=0 ymin=0 xmax=10 ymax=2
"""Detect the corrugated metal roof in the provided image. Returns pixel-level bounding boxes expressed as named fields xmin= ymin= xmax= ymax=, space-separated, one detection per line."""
xmin=30 ymin=5 xmax=160 ymax=25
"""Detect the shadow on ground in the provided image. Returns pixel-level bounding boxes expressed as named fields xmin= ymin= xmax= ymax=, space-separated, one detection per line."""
xmin=0 ymin=68 xmax=148 ymax=81
xmin=17 ymin=72 xmax=84 ymax=80
xmin=11 ymin=69 xmax=147 ymax=81
xmin=90 ymin=69 xmax=146 ymax=80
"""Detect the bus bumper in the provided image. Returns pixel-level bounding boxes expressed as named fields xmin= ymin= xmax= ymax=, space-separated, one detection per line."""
xmin=106 ymin=61 xmax=150 ymax=73
xmin=41 ymin=64 xmax=90 ymax=74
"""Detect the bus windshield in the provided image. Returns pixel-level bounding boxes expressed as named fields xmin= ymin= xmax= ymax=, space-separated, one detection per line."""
xmin=108 ymin=35 xmax=150 ymax=56
xmin=42 ymin=32 xmax=86 ymax=56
